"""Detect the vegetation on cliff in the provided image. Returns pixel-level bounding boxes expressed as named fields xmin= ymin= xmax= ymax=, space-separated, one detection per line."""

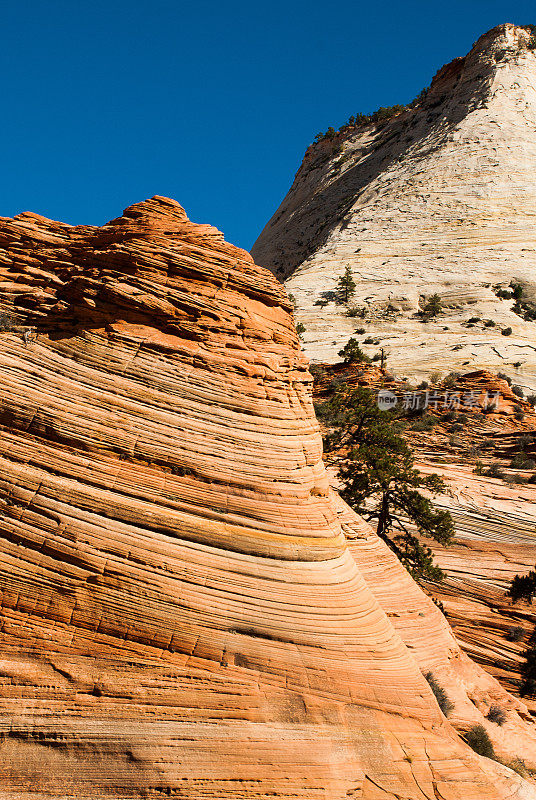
xmin=336 ymin=265 xmax=356 ymax=304
xmin=319 ymin=384 xmax=454 ymax=581
xmin=507 ymin=566 xmax=536 ymax=697
xmin=313 ymin=97 xmax=427 ymax=144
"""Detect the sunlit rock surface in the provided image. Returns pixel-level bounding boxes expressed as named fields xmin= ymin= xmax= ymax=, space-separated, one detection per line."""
xmin=0 ymin=197 xmax=533 ymax=798
xmin=252 ymin=24 xmax=536 ymax=392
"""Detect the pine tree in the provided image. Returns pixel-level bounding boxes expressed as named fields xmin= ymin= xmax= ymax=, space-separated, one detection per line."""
xmin=507 ymin=566 xmax=536 ymax=697
xmin=338 ymin=338 xmax=370 ymax=364
xmin=422 ymin=293 xmax=442 ymax=317
xmin=336 ymin=266 xmax=356 ymax=304
xmin=323 ymin=385 xmax=454 ymax=581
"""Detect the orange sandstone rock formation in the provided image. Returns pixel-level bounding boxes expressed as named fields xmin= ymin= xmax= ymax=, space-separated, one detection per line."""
xmin=0 ymin=197 xmax=533 ymax=798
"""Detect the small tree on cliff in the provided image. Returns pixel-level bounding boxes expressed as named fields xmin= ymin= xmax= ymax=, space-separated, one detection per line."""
xmin=422 ymin=293 xmax=442 ymax=318
xmin=508 ymin=567 xmax=536 ymax=605
xmin=507 ymin=566 xmax=536 ymax=697
xmin=336 ymin=266 xmax=356 ymax=304
xmin=323 ymin=386 xmax=454 ymax=581
xmin=338 ymin=338 xmax=370 ymax=364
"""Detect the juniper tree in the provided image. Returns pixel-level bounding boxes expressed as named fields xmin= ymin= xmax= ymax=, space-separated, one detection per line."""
xmin=336 ymin=266 xmax=356 ymax=304
xmin=296 ymin=322 xmax=306 ymax=340
xmin=422 ymin=294 xmax=442 ymax=317
xmin=338 ymin=338 xmax=370 ymax=364
xmin=508 ymin=567 xmax=536 ymax=604
xmin=322 ymin=385 xmax=454 ymax=581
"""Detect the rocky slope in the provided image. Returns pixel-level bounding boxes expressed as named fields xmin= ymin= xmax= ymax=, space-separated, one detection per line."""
xmin=415 ymin=459 xmax=536 ymax=707
xmin=252 ymin=24 xmax=536 ymax=392
xmin=314 ymin=363 xmax=536 ymax=727
xmin=0 ymin=197 xmax=534 ymax=797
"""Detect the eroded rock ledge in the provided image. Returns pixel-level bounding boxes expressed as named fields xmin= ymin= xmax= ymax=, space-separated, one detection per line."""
xmin=0 ymin=197 xmax=533 ymax=798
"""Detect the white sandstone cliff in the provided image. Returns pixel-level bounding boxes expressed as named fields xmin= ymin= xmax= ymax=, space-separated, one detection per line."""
xmin=252 ymin=24 xmax=536 ymax=391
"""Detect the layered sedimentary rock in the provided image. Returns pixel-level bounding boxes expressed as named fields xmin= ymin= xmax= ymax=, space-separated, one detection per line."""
xmin=313 ymin=365 xmax=536 ymax=766
xmin=0 ymin=197 xmax=533 ymax=798
xmin=336 ymin=495 xmax=536 ymax=771
xmin=252 ymin=24 xmax=536 ymax=391
xmin=314 ymin=363 xmax=536 ymax=716
xmin=414 ymin=459 xmax=536 ymax=708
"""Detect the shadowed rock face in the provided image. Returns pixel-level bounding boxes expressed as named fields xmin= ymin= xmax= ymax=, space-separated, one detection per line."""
xmin=252 ymin=24 xmax=536 ymax=391
xmin=0 ymin=197 xmax=534 ymax=798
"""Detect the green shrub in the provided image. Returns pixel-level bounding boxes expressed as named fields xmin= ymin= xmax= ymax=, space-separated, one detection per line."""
xmin=507 ymin=758 xmax=528 ymax=778
xmin=422 ymin=294 xmax=442 ymax=317
xmin=510 ymin=452 xmax=535 ymax=469
xmin=338 ymin=338 xmax=370 ymax=364
xmin=170 ymin=465 xmax=191 ymax=477
xmin=506 ymin=626 xmax=525 ymax=642
xmin=0 ymin=312 xmax=17 ymax=332
xmin=296 ymin=322 xmax=306 ymax=339
xmin=315 ymin=104 xmax=410 ymax=141
xmin=527 ymin=394 xmax=536 ymax=406
xmin=508 ymin=568 xmax=536 ymax=604
xmin=412 ymin=415 xmax=436 ymax=432
xmin=371 ymin=104 xmax=406 ymax=122
xmin=484 ymin=319 xmax=496 ymax=327
xmin=512 ymin=385 xmax=524 ymax=398
xmin=443 ymin=371 xmax=460 ymax=389
xmin=513 ymin=300 xmax=536 ymax=321
xmin=511 ymin=283 xmax=524 ymax=300
xmin=424 ymin=671 xmax=454 ymax=716
xmin=520 ymin=643 xmax=536 ymax=698
xmin=483 ymin=463 xmax=505 ymax=479
xmin=410 ymin=87 xmax=428 ymax=106
xmin=308 ymin=364 xmax=325 ymax=379
xmin=486 ymin=704 xmax=506 ymax=726
xmin=465 ymin=724 xmax=495 ymax=759
xmin=524 ymin=25 xmax=536 ymax=49
xmin=497 ymin=372 xmax=512 ymax=386
xmin=502 ymin=327 xmax=513 ymax=336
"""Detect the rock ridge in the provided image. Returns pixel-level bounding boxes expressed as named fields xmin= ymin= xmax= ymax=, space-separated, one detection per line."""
xmin=0 ymin=199 xmax=534 ymax=797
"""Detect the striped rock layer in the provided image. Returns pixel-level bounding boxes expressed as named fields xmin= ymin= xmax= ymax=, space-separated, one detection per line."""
xmin=252 ymin=24 xmax=536 ymax=393
xmin=0 ymin=196 xmax=533 ymax=798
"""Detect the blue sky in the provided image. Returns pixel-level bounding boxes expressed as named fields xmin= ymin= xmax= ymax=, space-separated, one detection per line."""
xmin=1 ymin=1 xmax=533 ymax=250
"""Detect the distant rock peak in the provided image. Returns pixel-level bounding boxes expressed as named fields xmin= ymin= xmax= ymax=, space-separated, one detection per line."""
xmin=251 ymin=24 xmax=536 ymax=391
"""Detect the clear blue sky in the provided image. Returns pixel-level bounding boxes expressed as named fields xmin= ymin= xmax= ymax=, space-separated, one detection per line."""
xmin=1 ymin=0 xmax=533 ymax=250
